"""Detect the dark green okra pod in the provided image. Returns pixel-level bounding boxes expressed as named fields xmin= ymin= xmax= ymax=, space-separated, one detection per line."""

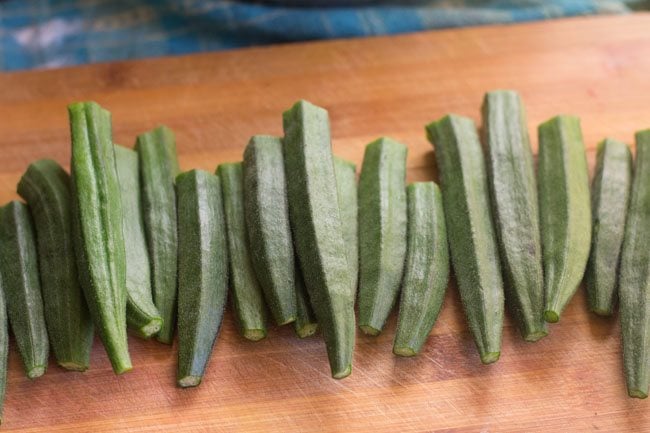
xmin=538 ymin=116 xmax=591 ymax=323
xmin=135 ymin=126 xmax=180 ymax=344
xmin=176 ymin=170 xmax=228 ymax=387
xmin=243 ymin=135 xmax=296 ymax=325
xmin=217 ymin=163 xmax=267 ymax=341
xmin=619 ymin=129 xmax=650 ymax=399
xmin=17 ymin=159 xmax=93 ymax=371
xmin=586 ymin=138 xmax=632 ymax=316
xmin=0 ymin=201 xmax=49 ymax=378
xmin=0 ymin=285 xmax=7 ymax=422
xmin=334 ymin=157 xmax=359 ymax=295
xmin=393 ymin=182 xmax=449 ymax=356
xmin=482 ymin=90 xmax=546 ymax=341
xmin=114 ymin=145 xmax=163 ymax=338
xmin=294 ymin=262 xmax=318 ymax=338
xmin=69 ymin=101 xmax=131 ymax=374
xmin=426 ymin=114 xmax=504 ymax=364
xmin=283 ymin=100 xmax=356 ymax=379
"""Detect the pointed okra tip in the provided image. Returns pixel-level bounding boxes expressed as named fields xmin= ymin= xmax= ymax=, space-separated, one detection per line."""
xmin=480 ymin=352 xmax=500 ymax=365
xmin=27 ymin=366 xmax=47 ymax=379
xmin=243 ymin=329 xmax=267 ymax=342
xmin=332 ymin=365 xmax=352 ymax=380
xmin=393 ymin=346 xmax=417 ymax=357
xmin=178 ymin=375 xmax=202 ymax=388
xmin=628 ymin=388 xmax=648 ymax=399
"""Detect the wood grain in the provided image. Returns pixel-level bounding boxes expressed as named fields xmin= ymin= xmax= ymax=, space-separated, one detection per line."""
xmin=0 ymin=13 xmax=649 ymax=432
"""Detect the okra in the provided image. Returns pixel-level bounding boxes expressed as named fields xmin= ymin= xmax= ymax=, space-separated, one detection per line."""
xmin=176 ymin=170 xmax=228 ymax=388
xmin=358 ymin=137 xmax=408 ymax=335
xmin=114 ymin=145 xmax=163 ymax=338
xmin=69 ymin=101 xmax=130 ymax=374
xmin=619 ymin=129 xmax=650 ymax=398
xmin=17 ymin=159 xmax=93 ymax=370
xmin=426 ymin=114 xmax=504 ymax=364
xmin=586 ymin=138 xmax=632 ymax=316
xmin=0 ymin=286 xmax=7 ymax=422
xmin=482 ymin=90 xmax=546 ymax=341
xmin=393 ymin=182 xmax=449 ymax=356
xmin=294 ymin=262 xmax=318 ymax=338
xmin=135 ymin=126 xmax=180 ymax=344
xmin=243 ymin=135 xmax=296 ymax=325
xmin=334 ymin=157 xmax=359 ymax=294
xmin=0 ymin=201 xmax=49 ymax=378
xmin=537 ymin=116 xmax=591 ymax=323
xmin=283 ymin=100 xmax=356 ymax=379
xmin=217 ymin=163 xmax=267 ymax=341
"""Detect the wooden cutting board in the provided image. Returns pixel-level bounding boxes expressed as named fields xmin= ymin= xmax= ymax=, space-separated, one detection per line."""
xmin=0 ymin=13 xmax=649 ymax=432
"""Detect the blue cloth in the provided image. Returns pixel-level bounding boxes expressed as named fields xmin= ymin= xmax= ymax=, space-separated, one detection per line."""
xmin=0 ymin=0 xmax=639 ymax=71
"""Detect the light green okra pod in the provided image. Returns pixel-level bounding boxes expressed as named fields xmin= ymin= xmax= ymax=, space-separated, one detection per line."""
xmin=426 ymin=114 xmax=504 ymax=364
xmin=334 ymin=157 xmax=359 ymax=296
xmin=176 ymin=170 xmax=228 ymax=388
xmin=114 ymin=145 xmax=163 ymax=339
xmin=586 ymin=138 xmax=632 ymax=316
xmin=282 ymin=100 xmax=356 ymax=379
xmin=0 ymin=284 xmax=7 ymax=422
xmin=243 ymin=135 xmax=296 ymax=326
xmin=393 ymin=182 xmax=449 ymax=357
xmin=358 ymin=137 xmax=408 ymax=336
xmin=69 ymin=101 xmax=131 ymax=374
xmin=135 ymin=126 xmax=180 ymax=344
xmin=482 ymin=90 xmax=546 ymax=341
xmin=619 ymin=129 xmax=650 ymax=399
xmin=0 ymin=201 xmax=49 ymax=378
xmin=217 ymin=162 xmax=267 ymax=341
xmin=17 ymin=159 xmax=94 ymax=371
xmin=537 ymin=115 xmax=591 ymax=323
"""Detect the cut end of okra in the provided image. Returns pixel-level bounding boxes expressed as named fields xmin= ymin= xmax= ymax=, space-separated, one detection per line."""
xmin=480 ymin=352 xmax=501 ymax=365
xmin=276 ymin=316 xmax=297 ymax=326
xmin=58 ymin=361 xmax=89 ymax=372
xmin=178 ymin=376 xmax=202 ymax=388
xmin=523 ymin=330 xmax=548 ymax=343
xmin=243 ymin=329 xmax=267 ymax=342
xmin=332 ymin=365 xmax=352 ymax=380
xmin=138 ymin=318 xmax=163 ymax=339
xmin=590 ymin=306 xmax=614 ymax=317
xmin=26 ymin=366 xmax=46 ymax=379
xmin=295 ymin=323 xmax=318 ymax=339
xmin=393 ymin=346 xmax=417 ymax=357
xmin=359 ymin=325 xmax=381 ymax=336
xmin=543 ymin=310 xmax=560 ymax=323
xmin=628 ymin=389 xmax=648 ymax=399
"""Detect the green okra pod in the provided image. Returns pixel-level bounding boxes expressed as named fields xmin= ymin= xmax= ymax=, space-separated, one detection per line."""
xmin=537 ymin=115 xmax=591 ymax=323
xmin=243 ymin=135 xmax=296 ymax=326
xmin=358 ymin=137 xmax=408 ymax=335
xmin=586 ymin=138 xmax=632 ymax=316
xmin=619 ymin=129 xmax=650 ymax=399
xmin=393 ymin=182 xmax=449 ymax=356
xmin=426 ymin=114 xmax=504 ymax=364
xmin=0 ymin=285 xmax=7 ymax=422
xmin=334 ymin=157 xmax=359 ymax=295
xmin=283 ymin=100 xmax=356 ymax=379
xmin=17 ymin=159 xmax=93 ymax=371
xmin=69 ymin=101 xmax=131 ymax=374
xmin=294 ymin=262 xmax=318 ymax=338
xmin=0 ymin=201 xmax=49 ymax=378
xmin=217 ymin=162 xmax=267 ymax=341
xmin=135 ymin=126 xmax=180 ymax=344
xmin=114 ymin=145 xmax=163 ymax=338
xmin=176 ymin=170 xmax=228 ymax=388
xmin=482 ymin=90 xmax=546 ymax=341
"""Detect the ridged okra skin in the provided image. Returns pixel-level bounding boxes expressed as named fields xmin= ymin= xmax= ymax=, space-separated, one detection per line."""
xmin=114 ymin=145 xmax=163 ymax=339
xmin=294 ymin=262 xmax=318 ymax=338
xmin=393 ymin=182 xmax=449 ymax=356
xmin=243 ymin=135 xmax=296 ymax=326
xmin=537 ymin=115 xmax=591 ymax=323
xmin=586 ymin=138 xmax=632 ymax=316
xmin=17 ymin=159 xmax=94 ymax=370
xmin=176 ymin=170 xmax=229 ymax=388
xmin=0 ymin=286 xmax=7 ymax=422
xmin=217 ymin=162 xmax=267 ymax=341
xmin=135 ymin=126 xmax=180 ymax=344
xmin=357 ymin=137 xmax=408 ymax=336
xmin=619 ymin=129 xmax=650 ymax=399
xmin=334 ymin=157 xmax=359 ymax=296
xmin=482 ymin=90 xmax=546 ymax=341
xmin=426 ymin=114 xmax=504 ymax=364
xmin=69 ymin=101 xmax=131 ymax=374
xmin=0 ymin=201 xmax=50 ymax=378
xmin=282 ymin=100 xmax=356 ymax=379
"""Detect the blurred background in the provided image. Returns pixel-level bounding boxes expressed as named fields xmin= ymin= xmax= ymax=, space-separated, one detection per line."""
xmin=0 ymin=0 xmax=648 ymax=71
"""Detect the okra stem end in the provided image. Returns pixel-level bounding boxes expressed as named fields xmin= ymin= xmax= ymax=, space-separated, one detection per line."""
xmin=332 ymin=365 xmax=352 ymax=380
xmin=26 ymin=366 xmax=46 ymax=379
xmin=243 ymin=329 xmax=267 ymax=342
xmin=138 ymin=318 xmax=163 ymax=339
xmin=480 ymin=352 xmax=500 ymax=365
xmin=393 ymin=347 xmax=417 ymax=357
xmin=295 ymin=324 xmax=318 ymax=339
xmin=178 ymin=376 xmax=202 ymax=388
xmin=523 ymin=330 xmax=548 ymax=343
xmin=628 ymin=389 xmax=648 ymax=399
xmin=544 ymin=310 xmax=560 ymax=323
xmin=58 ymin=361 xmax=89 ymax=372
xmin=359 ymin=325 xmax=381 ymax=336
